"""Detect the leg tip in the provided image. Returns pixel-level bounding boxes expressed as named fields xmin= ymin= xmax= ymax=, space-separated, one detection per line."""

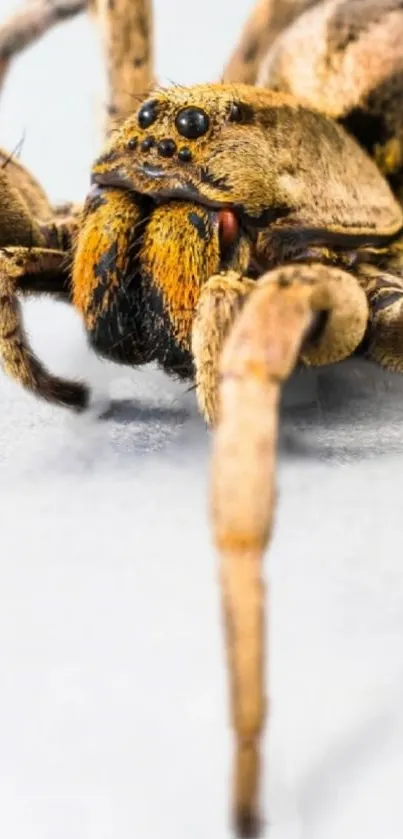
xmin=40 ymin=375 xmax=90 ymax=412
xmin=235 ymin=808 xmax=263 ymax=838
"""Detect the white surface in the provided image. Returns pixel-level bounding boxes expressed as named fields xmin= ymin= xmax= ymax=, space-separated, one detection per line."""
xmin=1 ymin=3 xmax=403 ymax=838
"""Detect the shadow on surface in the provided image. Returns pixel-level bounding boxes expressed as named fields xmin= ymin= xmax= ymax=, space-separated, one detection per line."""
xmin=99 ymin=398 xmax=191 ymax=426
xmin=278 ymin=359 xmax=403 ymax=463
xmin=97 ymin=358 xmax=403 ymax=465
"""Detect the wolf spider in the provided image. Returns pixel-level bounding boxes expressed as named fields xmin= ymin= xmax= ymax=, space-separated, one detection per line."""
xmin=2 ymin=0 xmax=403 ymax=835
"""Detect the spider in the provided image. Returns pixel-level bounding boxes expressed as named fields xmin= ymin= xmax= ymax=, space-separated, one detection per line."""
xmin=2 ymin=0 xmax=403 ymax=836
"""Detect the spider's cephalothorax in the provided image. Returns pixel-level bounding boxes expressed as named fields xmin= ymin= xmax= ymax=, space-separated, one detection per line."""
xmin=92 ymin=82 xmax=402 ymax=232
xmin=74 ymin=77 xmax=403 ymax=394
xmin=4 ymin=1 xmax=403 ymax=837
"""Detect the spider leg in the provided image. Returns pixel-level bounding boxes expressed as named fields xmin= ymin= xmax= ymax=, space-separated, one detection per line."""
xmin=210 ymin=263 xmax=368 ymax=837
xmin=357 ymin=261 xmax=403 ymax=372
xmin=39 ymin=208 xmax=81 ymax=252
xmin=0 ymin=148 xmax=83 ymax=230
xmin=0 ymin=0 xmax=89 ymax=222
xmin=0 ymin=246 xmax=88 ymax=408
xmin=52 ymin=201 xmax=82 ymax=218
xmin=192 ymin=271 xmax=256 ymax=425
xmin=252 ymin=0 xmax=403 ymax=197
xmin=0 ymin=0 xmax=86 ymax=94
xmin=223 ymin=0 xmax=318 ymax=85
xmin=93 ymin=0 xmax=153 ymax=131
xmin=0 ymin=147 xmax=53 ymax=221
xmin=192 ymin=255 xmax=369 ymax=425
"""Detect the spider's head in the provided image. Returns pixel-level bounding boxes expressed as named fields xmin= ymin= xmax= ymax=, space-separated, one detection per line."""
xmin=91 ymin=83 xmax=295 ymax=228
xmin=91 ymin=82 xmax=403 ymax=244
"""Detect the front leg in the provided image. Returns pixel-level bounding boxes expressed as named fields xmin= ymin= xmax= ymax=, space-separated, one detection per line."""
xmin=0 ymin=0 xmax=86 ymax=93
xmin=223 ymin=0 xmax=319 ymax=85
xmin=39 ymin=206 xmax=82 ymax=253
xmin=92 ymin=0 xmax=153 ymax=130
xmin=193 ymin=261 xmax=368 ymax=427
xmin=209 ymin=262 xmax=368 ymax=837
xmin=0 ymin=246 xmax=88 ymax=407
xmin=192 ymin=272 xmax=256 ymax=424
xmin=356 ymin=261 xmax=403 ymax=371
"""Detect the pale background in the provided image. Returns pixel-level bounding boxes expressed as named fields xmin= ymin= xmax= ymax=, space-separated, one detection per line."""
xmin=1 ymin=2 xmax=403 ymax=838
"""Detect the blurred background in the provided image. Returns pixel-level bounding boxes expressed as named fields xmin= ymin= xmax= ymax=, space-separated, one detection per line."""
xmin=1 ymin=2 xmax=403 ymax=838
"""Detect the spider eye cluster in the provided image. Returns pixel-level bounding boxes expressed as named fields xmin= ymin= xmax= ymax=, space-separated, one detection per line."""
xmin=137 ymin=100 xmax=210 ymax=140
xmin=133 ymin=99 xmax=213 ymax=164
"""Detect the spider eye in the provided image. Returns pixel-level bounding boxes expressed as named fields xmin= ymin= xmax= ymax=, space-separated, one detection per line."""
xmin=229 ymin=102 xmax=243 ymax=122
xmin=157 ymin=138 xmax=176 ymax=158
xmin=178 ymin=147 xmax=192 ymax=162
xmin=175 ymin=107 xmax=210 ymax=139
xmin=138 ymin=99 xmax=158 ymax=129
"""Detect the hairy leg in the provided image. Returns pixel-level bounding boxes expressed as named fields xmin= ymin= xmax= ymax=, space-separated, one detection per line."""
xmin=209 ymin=263 xmax=368 ymax=837
xmin=192 ymin=271 xmax=255 ymax=424
xmin=0 ymin=0 xmax=89 ymax=219
xmin=254 ymin=0 xmax=403 ymax=196
xmin=0 ymin=151 xmax=82 ymax=234
xmin=256 ymin=0 xmax=403 ymax=117
xmin=193 ymin=257 xmax=369 ymax=424
xmin=39 ymin=207 xmax=82 ymax=251
xmin=357 ymin=261 xmax=403 ymax=371
xmin=0 ymin=0 xmax=86 ymax=93
xmin=0 ymin=161 xmax=79 ymax=259
xmin=0 ymin=246 xmax=87 ymax=407
xmin=223 ymin=0 xmax=319 ymax=85
xmin=92 ymin=0 xmax=153 ymax=132
xmin=0 ymin=147 xmax=52 ymax=220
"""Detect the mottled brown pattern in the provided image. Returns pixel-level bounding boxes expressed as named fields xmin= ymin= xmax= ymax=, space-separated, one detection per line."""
xmin=223 ymin=0 xmax=319 ymax=85
xmin=0 ymin=146 xmax=51 ymax=220
xmin=327 ymin=0 xmax=403 ymax=55
xmin=0 ymin=246 xmax=85 ymax=407
xmin=257 ymin=0 xmax=403 ymax=192
xmin=4 ymin=1 xmax=403 ymax=836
